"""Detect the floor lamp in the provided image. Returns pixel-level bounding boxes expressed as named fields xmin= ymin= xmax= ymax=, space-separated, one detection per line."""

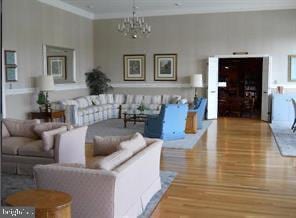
xmin=190 ymin=74 xmax=203 ymax=103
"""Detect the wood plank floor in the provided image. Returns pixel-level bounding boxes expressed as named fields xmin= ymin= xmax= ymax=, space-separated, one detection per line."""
xmin=151 ymin=118 xmax=296 ymax=218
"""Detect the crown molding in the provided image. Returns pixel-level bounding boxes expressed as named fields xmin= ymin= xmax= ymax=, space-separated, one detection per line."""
xmin=94 ymin=5 xmax=296 ymax=20
xmin=37 ymin=0 xmax=296 ymax=21
xmin=37 ymin=0 xmax=95 ymax=20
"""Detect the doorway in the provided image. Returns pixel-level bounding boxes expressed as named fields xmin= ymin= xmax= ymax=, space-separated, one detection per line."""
xmin=218 ymin=58 xmax=263 ymax=119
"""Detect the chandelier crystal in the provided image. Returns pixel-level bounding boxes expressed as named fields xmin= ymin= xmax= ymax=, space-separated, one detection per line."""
xmin=117 ymin=0 xmax=151 ymax=39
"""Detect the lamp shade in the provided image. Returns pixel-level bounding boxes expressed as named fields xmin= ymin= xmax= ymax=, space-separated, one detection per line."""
xmin=190 ymin=74 xmax=203 ymax=87
xmin=36 ymin=75 xmax=55 ymax=91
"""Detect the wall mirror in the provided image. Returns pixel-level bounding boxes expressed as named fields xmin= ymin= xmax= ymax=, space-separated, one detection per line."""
xmin=44 ymin=45 xmax=76 ymax=84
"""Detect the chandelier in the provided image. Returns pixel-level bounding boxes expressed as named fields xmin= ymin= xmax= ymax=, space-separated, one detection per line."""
xmin=117 ymin=0 xmax=151 ymax=39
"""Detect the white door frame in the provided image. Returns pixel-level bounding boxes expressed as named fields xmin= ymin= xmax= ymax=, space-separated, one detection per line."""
xmin=208 ymin=54 xmax=272 ymax=121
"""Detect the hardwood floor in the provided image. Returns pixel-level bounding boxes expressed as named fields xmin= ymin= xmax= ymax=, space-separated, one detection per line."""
xmin=151 ymin=118 xmax=296 ymax=218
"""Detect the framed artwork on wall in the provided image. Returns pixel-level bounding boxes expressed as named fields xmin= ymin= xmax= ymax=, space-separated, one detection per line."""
xmin=6 ymin=66 xmax=18 ymax=82
xmin=47 ymin=56 xmax=67 ymax=80
xmin=4 ymin=50 xmax=17 ymax=65
xmin=154 ymin=53 xmax=177 ymax=81
xmin=288 ymin=55 xmax=296 ymax=81
xmin=123 ymin=54 xmax=146 ymax=81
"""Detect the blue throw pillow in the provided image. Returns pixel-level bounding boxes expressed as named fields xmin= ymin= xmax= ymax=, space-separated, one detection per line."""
xmin=194 ymin=98 xmax=202 ymax=109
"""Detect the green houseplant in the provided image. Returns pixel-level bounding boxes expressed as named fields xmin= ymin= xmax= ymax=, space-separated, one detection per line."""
xmin=85 ymin=67 xmax=112 ymax=95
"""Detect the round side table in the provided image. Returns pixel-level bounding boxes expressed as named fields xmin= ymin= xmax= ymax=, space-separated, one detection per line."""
xmin=5 ymin=189 xmax=72 ymax=218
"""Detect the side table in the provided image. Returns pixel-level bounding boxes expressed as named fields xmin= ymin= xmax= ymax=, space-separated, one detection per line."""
xmin=185 ymin=112 xmax=198 ymax=134
xmin=31 ymin=110 xmax=65 ymax=122
xmin=5 ymin=189 xmax=72 ymax=218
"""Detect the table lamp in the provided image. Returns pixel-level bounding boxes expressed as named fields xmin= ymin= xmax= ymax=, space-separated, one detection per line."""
xmin=36 ymin=75 xmax=55 ymax=112
xmin=190 ymin=74 xmax=203 ymax=102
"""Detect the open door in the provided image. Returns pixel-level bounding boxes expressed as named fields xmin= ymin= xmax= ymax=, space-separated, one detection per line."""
xmin=207 ymin=57 xmax=219 ymax=119
xmin=261 ymin=56 xmax=271 ymax=121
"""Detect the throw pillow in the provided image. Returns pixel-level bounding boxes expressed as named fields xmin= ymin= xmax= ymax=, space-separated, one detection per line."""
xmin=93 ymin=135 xmax=131 ymax=156
xmin=93 ymin=149 xmax=133 ymax=171
xmin=41 ymin=126 xmax=67 ymax=151
xmin=2 ymin=122 xmax=10 ymax=138
xmin=178 ymin=98 xmax=188 ymax=104
xmin=117 ymin=132 xmax=146 ymax=154
xmin=169 ymin=97 xmax=179 ymax=104
xmin=3 ymin=119 xmax=40 ymax=139
xmin=194 ymin=98 xmax=202 ymax=109
xmin=34 ymin=122 xmax=72 ymax=138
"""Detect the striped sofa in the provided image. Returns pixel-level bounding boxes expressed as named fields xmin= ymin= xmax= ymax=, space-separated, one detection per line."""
xmin=59 ymin=94 xmax=182 ymax=126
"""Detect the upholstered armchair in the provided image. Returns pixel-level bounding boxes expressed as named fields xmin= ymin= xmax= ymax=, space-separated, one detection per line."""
xmin=144 ymin=104 xmax=188 ymax=140
xmin=189 ymin=98 xmax=207 ymax=129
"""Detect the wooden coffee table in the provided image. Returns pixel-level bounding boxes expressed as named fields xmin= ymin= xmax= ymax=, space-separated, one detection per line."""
xmin=5 ymin=189 xmax=72 ymax=218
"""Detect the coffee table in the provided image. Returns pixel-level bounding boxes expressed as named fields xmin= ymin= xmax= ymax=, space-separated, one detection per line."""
xmin=123 ymin=110 xmax=156 ymax=128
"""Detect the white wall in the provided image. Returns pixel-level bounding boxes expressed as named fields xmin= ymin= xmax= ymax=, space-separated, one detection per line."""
xmin=94 ymin=9 xmax=296 ymax=97
xmin=3 ymin=0 xmax=94 ymax=118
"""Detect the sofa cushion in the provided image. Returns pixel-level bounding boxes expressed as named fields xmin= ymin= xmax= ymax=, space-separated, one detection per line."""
xmin=2 ymin=137 xmax=35 ymax=155
xmin=143 ymin=96 xmax=152 ymax=105
xmin=2 ymin=122 xmax=10 ymax=138
xmin=18 ymin=140 xmax=54 ymax=158
xmin=134 ymin=95 xmax=143 ymax=104
xmin=34 ymin=122 xmax=72 ymax=138
xmin=117 ymin=132 xmax=146 ymax=154
xmin=126 ymin=95 xmax=134 ymax=104
xmin=75 ymin=97 xmax=89 ymax=108
xmin=93 ymin=106 xmax=104 ymax=112
xmin=114 ymin=94 xmax=125 ymax=104
xmin=152 ymin=95 xmax=162 ymax=104
xmin=60 ymin=99 xmax=78 ymax=106
xmin=170 ymin=95 xmax=182 ymax=104
xmin=93 ymin=149 xmax=133 ymax=171
xmin=106 ymin=94 xmax=114 ymax=104
xmin=42 ymin=126 xmax=68 ymax=151
xmin=3 ymin=119 xmax=40 ymax=139
xmin=93 ymin=98 xmax=101 ymax=106
xmin=85 ymin=96 xmax=98 ymax=106
xmin=93 ymin=135 xmax=131 ymax=156
xmin=147 ymin=104 xmax=161 ymax=111
xmin=98 ymin=94 xmax=107 ymax=105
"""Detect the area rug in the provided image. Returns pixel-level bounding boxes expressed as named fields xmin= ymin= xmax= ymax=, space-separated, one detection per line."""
xmin=269 ymin=122 xmax=296 ymax=157
xmin=1 ymin=171 xmax=176 ymax=217
xmin=86 ymin=119 xmax=212 ymax=149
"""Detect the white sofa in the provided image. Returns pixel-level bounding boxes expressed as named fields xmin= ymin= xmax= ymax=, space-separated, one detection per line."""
xmin=33 ymin=137 xmax=163 ymax=218
xmin=59 ymin=94 xmax=182 ymax=126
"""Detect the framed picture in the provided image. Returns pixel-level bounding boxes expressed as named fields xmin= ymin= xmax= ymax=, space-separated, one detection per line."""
xmin=288 ymin=55 xmax=296 ymax=81
xmin=123 ymin=54 xmax=146 ymax=81
xmin=154 ymin=54 xmax=177 ymax=81
xmin=47 ymin=56 xmax=67 ymax=80
xmin=6 ymin=66 xmax=18 ymax=82
xmin=4 ymin=50 xmax=17 ymax=65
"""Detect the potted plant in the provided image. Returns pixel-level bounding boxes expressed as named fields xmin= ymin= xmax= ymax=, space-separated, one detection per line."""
xmin=85 ymin=67 xmax=112 ymax=95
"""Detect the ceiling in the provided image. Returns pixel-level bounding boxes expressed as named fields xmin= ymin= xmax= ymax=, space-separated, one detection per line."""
xmin=41 ymin=0 xmax=296 ymax=19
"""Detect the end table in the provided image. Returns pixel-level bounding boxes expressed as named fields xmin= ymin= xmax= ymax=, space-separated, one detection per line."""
xmin=5 ymin=189 xmax=72 ymax=218
xmin=31 ymin=110 xmax=65 ymax=122
xmin=185 ymin=112 xmax=198 ymax=134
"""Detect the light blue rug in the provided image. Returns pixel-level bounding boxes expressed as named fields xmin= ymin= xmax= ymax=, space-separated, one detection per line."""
xmin=86 ymin=119 xmax=212 ymax=149
xmin=269 ymin=122 xmax=296 ymax=157
xmin=1 ymin=171 xmax=176 ymax=217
